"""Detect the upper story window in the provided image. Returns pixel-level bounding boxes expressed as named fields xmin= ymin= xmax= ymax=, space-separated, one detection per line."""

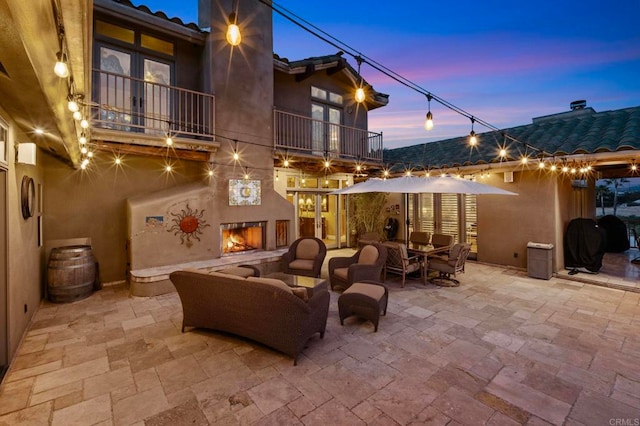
xmin=311 ymin=86 xmax=343 ymax=105
xmin=95 ymin=20 xmax=174 ymax=57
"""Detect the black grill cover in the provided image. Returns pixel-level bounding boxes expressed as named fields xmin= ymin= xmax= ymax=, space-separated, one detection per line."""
xmin=564 ymin=218 xmax=606 ymax=272
xmin=597 ymin=215 xmax=630 ymax=253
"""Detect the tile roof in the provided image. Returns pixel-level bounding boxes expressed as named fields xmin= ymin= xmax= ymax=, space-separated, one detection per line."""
xmin=383 ymin=106 xmax=640 ymax=170
xmin=108 ymin=0 xmax=204 ymax=32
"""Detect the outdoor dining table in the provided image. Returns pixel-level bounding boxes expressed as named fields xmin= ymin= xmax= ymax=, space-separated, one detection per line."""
xmin=403 ymin=242 xmax=452 ymax=283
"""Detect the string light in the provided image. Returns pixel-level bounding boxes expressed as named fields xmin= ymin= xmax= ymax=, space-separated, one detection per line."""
xmin=226 ymin=12 xmax=242 ymax=46
xmin=232 ymin=141 xmax=240 ymax=161
xmin=354 ymin=56 xmax=365 ymax=103
xmin=80 ymin=118 xmax=89 ymax=129
xmin=166 ymin=136 xmax=173 ymax=146
xmin=468 ymin=117 xmax=477 ymax=147
xmin=67 ymin=96 xmax=79 ymax=112
xmin=262 ymin=0 xmax=553 ymax=160
xmin=424 ymin=94 xmax=434 ymax=131
xmin=54 ymin=51 xmax=69 ymax=78
xmin=72 ymin=110 xmax=82 ymax=121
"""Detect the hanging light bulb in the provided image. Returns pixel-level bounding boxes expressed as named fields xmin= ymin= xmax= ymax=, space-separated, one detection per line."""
xmin=166 ymin=136 xmax=173 ymax=146
xmin=79 ymin=135 xmax=87 ymax=145
xmin=80 ymin=118 xmax=89 ymax=129
xmin=354 ymin=56 xmax=366 ymax=103
xmin=87 ymin=151 xmax=94 ymax=158
xmin=283 ymin=159 xmax=289 ymax=167
xmin=424 ymin=94 xmax=434 ymax=131
xmin=521 ymin=156 xmax=528 ymax=165
xmin=115 ymin=157 xmax=122 ymax=165
xmin=73 ymin=110 xmax=82 ymax=121
xmin=54 ymin=51 xmax=69 ymax=78
xmin=165 ymin=165 xmax=172 ymax=172
xmin=468 ymin=117 xmax=478 ymax=146
xmin=538 ymin=161 xmax=546 ymax=169
xmin=550 ymin=164 xmax=557 ymax=172
xmin=499 ymin=148 xmax=507 ymax=158
xmin=226 ymin=12 xmax=242 ymax=46
xmin=208 ymin=169 xmax=214 ymax=177
xmin=67 ymin=97 xmax=79 ymax=113
xmin=424 ymin=111 xmax=434 ymax=131
xmin=324 ymin=159 xmax=330 ymax=168
xmin=80 ymin=146 xmax=88 ymax=154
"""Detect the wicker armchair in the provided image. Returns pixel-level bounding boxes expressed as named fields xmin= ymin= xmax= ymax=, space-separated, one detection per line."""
xmin=328 ymin=243 xmax=388 ymax=291
xmin=409 ymin=231 xmax=431 ymax=245
xmin=383 ymin=242 xmax=423 ymax=287
xmin=428 ymin=243 xmax=471 ymax=287
xmin=281 ymin=237 xmax=327 ymax=278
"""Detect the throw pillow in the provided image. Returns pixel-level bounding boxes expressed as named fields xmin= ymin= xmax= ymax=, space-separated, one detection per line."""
xmin=291 ymin=287 xmax=309 ymax=302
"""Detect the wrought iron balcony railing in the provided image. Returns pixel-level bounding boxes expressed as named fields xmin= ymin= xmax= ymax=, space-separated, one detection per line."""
xmin=274 ymin=110 xmax=383 ymax=162
xmin=92 ymin=69 xmax=215 ymax=141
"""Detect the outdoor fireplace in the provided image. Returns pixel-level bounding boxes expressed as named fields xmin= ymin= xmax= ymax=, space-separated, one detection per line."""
xmin=220 ymin=221 xmax=266 ymax=256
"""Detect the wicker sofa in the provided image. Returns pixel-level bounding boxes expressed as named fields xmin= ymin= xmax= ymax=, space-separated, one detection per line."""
xmin=169 ymin=270 xmax=330 ymax=365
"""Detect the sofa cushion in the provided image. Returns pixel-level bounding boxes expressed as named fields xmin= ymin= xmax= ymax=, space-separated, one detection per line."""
xmin=218 ymin=266 xmax=256 ymax=278
xmin=291 ymin=287 xmax=310 ymax=302
xmin=296 ymin=239 xmax=320 ymax=260
xmin=247 ymin=276 xmax=292 ymax=292
xmin=344 ymin=282 xmax=386 ymax=301
xmin=334 ymin=267 xmax=349 ymax=280
xmin=289 ymin=259 xmax=314 ymax=271
xmin=209 ymin=271 xmax=242 ymax=280
xmin=358 ymin=245 xmax=379 ymax=265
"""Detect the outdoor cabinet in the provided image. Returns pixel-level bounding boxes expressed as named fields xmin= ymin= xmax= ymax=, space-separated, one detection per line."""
xmin=527 ymin=242 xmax=554 ymax=280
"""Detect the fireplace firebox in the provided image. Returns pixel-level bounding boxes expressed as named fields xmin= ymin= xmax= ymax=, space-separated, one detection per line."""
xmin=220 ymin=222 xmax=266 ymax=256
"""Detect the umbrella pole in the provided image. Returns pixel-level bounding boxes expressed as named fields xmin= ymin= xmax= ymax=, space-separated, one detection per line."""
xmin=405 ymin=193 xmax=410 ymax=242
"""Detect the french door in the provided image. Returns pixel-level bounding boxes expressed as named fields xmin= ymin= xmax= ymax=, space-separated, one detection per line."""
xmin=411 ymin=193 xmax=478 ymax=256
xmin=311 ymin=103 xmax=341 ymax=156
xmin=295 ymin=192 xmax=341 ymax=249
xmin=95 ymin=44 xmax=173 ymax=135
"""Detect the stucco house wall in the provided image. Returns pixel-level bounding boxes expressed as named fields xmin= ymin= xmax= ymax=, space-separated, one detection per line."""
xmin=274 ymin=67 xmax=369 ymax=130
xmin=1 ymin=106 xmax=43 ymax=361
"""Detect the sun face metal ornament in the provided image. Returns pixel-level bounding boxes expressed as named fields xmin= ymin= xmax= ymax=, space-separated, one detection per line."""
xmin=168 ymin=204 xmax=210 ymax=247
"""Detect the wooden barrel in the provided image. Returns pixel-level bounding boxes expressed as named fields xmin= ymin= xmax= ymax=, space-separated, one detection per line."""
xmin=47 ymin=245 xmax=96 ymax=303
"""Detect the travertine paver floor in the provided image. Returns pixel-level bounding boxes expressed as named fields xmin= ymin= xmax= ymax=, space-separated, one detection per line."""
xmin=1 ymin=256 xmax=640 ymax=425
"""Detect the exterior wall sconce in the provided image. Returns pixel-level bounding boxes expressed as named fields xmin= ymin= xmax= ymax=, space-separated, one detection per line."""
xmin=17 ymin=142 xmax=37 ymax=166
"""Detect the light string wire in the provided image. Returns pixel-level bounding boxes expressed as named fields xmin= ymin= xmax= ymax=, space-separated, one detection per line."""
xmin=262 ymin=0 xmax=552 ymax=160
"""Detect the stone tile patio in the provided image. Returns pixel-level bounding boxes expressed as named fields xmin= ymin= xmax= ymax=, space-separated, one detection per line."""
xmin=1 ymin=253 xmax=640 ymax=425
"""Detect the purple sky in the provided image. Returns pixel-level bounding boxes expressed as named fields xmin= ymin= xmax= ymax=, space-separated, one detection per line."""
xmin=134 ymin=0 xmax=640 ymax=149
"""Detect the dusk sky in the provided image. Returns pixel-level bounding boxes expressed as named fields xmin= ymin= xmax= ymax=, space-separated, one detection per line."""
xmin=135 ymin=0 xmax=640 ymax=149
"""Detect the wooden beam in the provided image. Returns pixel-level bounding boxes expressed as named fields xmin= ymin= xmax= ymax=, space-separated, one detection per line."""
xmin=295 ymin=63 xmax=316 ymax=82
xmin=326 ymin=58 xmax=347 ymax=76
xmin=93 ymin=140 xmax=211 ymax=162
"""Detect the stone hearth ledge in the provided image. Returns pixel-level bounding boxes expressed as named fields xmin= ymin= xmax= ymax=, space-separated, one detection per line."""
xmin=129 ymin=249 xmax=288 ymax=297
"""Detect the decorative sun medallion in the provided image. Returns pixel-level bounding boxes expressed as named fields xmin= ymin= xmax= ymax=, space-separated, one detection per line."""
xmin=168 ymin=204 xmax=210 ymax=247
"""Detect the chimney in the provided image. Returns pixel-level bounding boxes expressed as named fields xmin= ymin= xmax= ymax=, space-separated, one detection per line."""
xmin=570 ymin=100 xmax=587 ymax=110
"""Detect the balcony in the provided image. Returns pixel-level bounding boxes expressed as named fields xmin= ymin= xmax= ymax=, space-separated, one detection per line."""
xmin=274 ymin=110 xmax=383 ymax=163
xmin=92 ymin=69 xmax=215 ymax=143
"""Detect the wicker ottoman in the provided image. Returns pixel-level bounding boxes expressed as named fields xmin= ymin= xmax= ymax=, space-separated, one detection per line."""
xmin=338 ymin=280 xmax=388 ymax=332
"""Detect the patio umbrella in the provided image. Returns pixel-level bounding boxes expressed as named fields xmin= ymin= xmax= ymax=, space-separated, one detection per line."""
xmin=329 ymin=175 xmax=518 ymax=196
xmin=330 ymin=175 xmax=517 ymax=242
